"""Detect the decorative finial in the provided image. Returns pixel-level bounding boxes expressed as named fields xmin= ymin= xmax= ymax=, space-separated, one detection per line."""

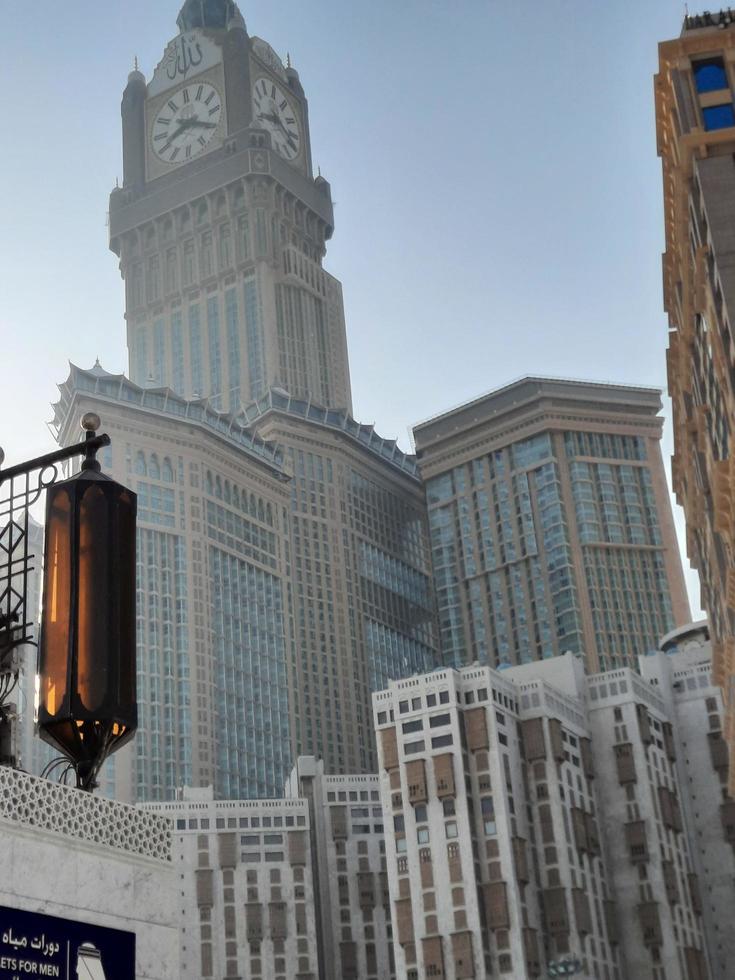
xmin=81 ymin=412 xmax=101 ymax=433
xmin=317 ymin=165 xmax=321 ymax=177
xmin=286 ymin=51 xmax=291 ymax=69
xmin=134 ymin=55 xmax=139 ymax=72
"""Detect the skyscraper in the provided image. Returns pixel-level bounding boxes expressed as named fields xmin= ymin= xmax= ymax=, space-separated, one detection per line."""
xmin=413 ymin=378 xmax=689 ymax=672
xmin=51 ymin=0 xmax=438 ymax=800
xmin=656 ymin=9 xmax=735 ymax=792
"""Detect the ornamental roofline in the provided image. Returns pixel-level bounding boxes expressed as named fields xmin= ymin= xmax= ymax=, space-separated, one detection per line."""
xmin=51 ymin=362 xmax=289 ymax=480
xmin=240 ymin=387 xmax=421 ymax=482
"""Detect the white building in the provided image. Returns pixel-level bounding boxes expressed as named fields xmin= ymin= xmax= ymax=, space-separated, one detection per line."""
xmin=373 ymin=630 xmax=733 ymax=980
xmin=144 ymin=785 xmax=319 ymax=980
xmin=144 ymin=757 xmax=395 ymax=980
xmin=0 ymin=765 xmax=177 ymax=979
xmin=285 ymin=757 xmax=395 ymax=980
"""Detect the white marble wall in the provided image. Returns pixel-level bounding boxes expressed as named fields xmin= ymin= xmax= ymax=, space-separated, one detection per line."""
xmin=0 ymin=768 xmax=178 ymax=980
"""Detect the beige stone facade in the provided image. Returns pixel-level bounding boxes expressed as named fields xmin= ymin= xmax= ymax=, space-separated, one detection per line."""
xmin=52 ymin=364 xmax=295 ymax=802
xmin=413 ymin=378 xmax=689 ymax=673
xmin=656 ymin=11 xmax=735 ymax=794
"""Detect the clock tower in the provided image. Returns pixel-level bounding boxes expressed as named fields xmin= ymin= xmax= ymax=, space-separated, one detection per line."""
xmin=109 ymin=0 xmax=352 ymax=414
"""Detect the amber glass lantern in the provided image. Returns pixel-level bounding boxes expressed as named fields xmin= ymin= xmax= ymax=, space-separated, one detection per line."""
xmin=37 ymin=420 xmax=137 ymax=790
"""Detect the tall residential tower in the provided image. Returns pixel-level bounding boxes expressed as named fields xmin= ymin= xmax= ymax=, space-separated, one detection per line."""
xmin=413 ymin=378 xmax=689 ymax=673
xmin=656 ymin=9 xmax=735 ymax=791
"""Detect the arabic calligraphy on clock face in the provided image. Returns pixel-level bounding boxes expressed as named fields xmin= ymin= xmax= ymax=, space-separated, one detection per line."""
xmin=151 ymin=82 xmax=223 ymax=165
xmin=148 ymin=31 xmax=223 ymax=98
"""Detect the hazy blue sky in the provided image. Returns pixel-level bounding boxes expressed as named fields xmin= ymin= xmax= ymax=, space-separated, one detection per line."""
xmin=0 ymin=0 xmax=703 ymax=611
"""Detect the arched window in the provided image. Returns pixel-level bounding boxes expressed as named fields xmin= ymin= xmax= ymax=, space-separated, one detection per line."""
xmin=266 ymin=503 xmax=273 ymax=526
xmin=249 ymin=493 xmax=257 ymax=515
xmin=135 ymin=451 xmax=146 ymax=476
xmin=224 ymin=480 xmax=232 ymax=504
xmin=257 ymin=500 xmax=265 ymax=522
xmin=215 ymin=476 xmax=223 ymax=499
xmin=162 ymin=458 xmax=174 ymax=483
xmin=233 ymin=486 xmax=240 ymax=508
xmin=149 ymin=454 xmax=160 ymax=480
xmin=206 ymin=471 xmax=214 ymax=495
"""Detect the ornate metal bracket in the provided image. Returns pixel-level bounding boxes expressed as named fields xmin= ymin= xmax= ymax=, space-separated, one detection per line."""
xmin=0 ymin=417 xmax=110 ymax=668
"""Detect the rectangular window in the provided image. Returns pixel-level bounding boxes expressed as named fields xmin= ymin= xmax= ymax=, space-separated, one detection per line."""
xmin=189 ymin=304 xmax=203 ymax=395
xmin=171 ymin=311 xmax=184 ymax=394
xmin=225 ymin=287 xmax=241 ymax=411
xmin=432 ymin=734 xmax=453 ymax=748
xmin=693 ymin=57 xmax=728 ymax=93
xmin=404 ymin=740 xmax=425 ymax=755
xmin=402 ymin=719 xmax=423 ymax=734
xmin=703 ymin=103 xmax=735 ymax=130
xmin=207 ymin=295 xmax=222 ymax=406
xmin=429 ymin=713 xmax=451 ymax=728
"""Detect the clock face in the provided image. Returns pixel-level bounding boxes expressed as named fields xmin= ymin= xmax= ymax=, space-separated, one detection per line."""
xmin=252 ymin=76 xmax=302 ymax=161
xmin=151 ymin=81 xmax=223 ymax=165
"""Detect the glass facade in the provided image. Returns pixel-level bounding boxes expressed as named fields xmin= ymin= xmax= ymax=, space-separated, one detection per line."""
xmin=133 ymin=452 xmax=191 ymax=801
xmin=425 ymin=428 xmax=676 ymax=671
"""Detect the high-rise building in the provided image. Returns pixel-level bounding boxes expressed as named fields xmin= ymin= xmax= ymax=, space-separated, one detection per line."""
xmin=51 ymin=0 xmax=438 ymax=799
xmin=373 ymin=634 xmax=733 ymax=980
xmin=112 ymin=0 xmax=351 ymax=414
xmin=413 ymin=377 xmax=690 ymax=672
xmin=656 ymin=9 xmax=735 ymax=793
xmin=144 ymin=758 xmax=394 ymax=980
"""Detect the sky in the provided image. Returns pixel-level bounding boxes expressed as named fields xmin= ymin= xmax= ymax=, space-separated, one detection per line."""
xmin=0 ymin=0 xmax=703 ymax=612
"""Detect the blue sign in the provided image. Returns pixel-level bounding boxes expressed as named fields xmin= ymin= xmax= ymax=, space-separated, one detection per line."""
xmin=0 ymin=906 xmax=134 ymax=980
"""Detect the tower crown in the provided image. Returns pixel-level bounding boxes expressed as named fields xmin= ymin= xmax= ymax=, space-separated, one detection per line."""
xmin=177 ymin=0 xmax=241 ymax=31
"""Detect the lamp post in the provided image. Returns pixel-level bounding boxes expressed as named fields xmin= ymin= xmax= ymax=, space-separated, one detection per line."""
xmin=0 ymin=414 xmax=137 ymax=790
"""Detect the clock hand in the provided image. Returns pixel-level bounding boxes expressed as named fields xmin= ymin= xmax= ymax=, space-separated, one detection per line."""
xmin=188 ymin=120 xmax=218 ymax=130
xmin=162 ymin=116 xmax=198 ymax=152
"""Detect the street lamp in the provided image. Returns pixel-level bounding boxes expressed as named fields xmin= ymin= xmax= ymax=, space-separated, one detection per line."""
xmin=0 ymin=414 xmax=137 ymax=790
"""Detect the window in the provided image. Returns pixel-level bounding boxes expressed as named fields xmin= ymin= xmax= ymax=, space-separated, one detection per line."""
xmin=445 ymin=822 xmax=458 ymax=839
xmin=377 ymin=711 xmax=387 ymax=724
xmin=432 ymin=734 xmax=453 ymax=748
xmin=439 ymin=691 xmax=450 ymax=705
xmin=414 ymin=805 xmax=427 ymax=823
xmin=482 ymin=796 xmax=496 ymax=835
xmin=402 ymin=719 xmax=423 ymax=734
xmin=394 ymin=815 xmax=405 ymax=833
xmin=443 ymin=799 xmax=456 ymax=817
xmin=399 ymin=701 xmax=409 ymax=714
xmin=429 ymin=713 xmax=451 ymax=729
xmin=703 ymin=103 xmax=735 ymax=130
xmin=417 ymin=827 xmax=430 ymax=844
xmin=427 ymin=694 xmax=437 ymax=707
xmin=412 ymin=697 xmax=422 ymax=710
xmin=405 ymin=739 xmax=425 ymax=755
xmin=693 ymin=57 xmax=728 ymax=93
